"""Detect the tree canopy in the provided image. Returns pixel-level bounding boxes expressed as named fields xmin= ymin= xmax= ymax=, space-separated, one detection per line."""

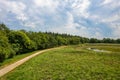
xmin=0 ymin=23 xmax=120 ymax=62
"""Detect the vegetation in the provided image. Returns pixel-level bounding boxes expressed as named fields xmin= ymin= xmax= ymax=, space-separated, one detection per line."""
xmin=0 ymin=50 xmax=40 ymax=69
xmin=0 ymin=24 xmax=15 ymax=62
xmin=0 ymin=23 xmax=120 ymax=63
xmin=0 ymin=24 xmax=84 ymax=62
xmin=1 ymin=44 xmax=120 ymax=80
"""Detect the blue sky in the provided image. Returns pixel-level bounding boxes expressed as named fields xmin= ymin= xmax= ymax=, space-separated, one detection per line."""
xmin=0 ymin=0 xmax=120 ymax=39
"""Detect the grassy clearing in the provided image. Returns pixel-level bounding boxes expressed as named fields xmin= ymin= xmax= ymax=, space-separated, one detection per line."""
xmin=0 ymin=44 xmax=120 ymax=80
xmin=0 ymin=50 xmax=40 ymax=69
xmin=86 ymin=43 xmax=120 ymax=52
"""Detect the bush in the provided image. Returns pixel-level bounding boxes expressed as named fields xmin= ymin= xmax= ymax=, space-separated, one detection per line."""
xmin=8 ymin=31 xmax=36 ymax=53
xmin=0 ymin=31 xmax=15 ymax=62
xmin=0 ymin=46 xmax=15 ymax=62
xmin=0 ymin=47 xmax=6 ymax=62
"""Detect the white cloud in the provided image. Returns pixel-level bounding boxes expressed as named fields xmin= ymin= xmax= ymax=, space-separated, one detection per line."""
xmin=109 ymin=23 xmax=120 ymax=38
xmin=33 ymin=0 xmax=59 ymax=13
xmin=0 ymin=0 xmax=120 ymax=39
xmin=101 ymin=0 xmax=120 ymax=9
xmin=65 ymin=12 xmax=79 ymax=29
xmin=48 ymin=11 xmax=102 ymax=38
xmin=0 ymin=0 xmax=27 ymax=21
xmin=101 ymin=13 xmax=120 ymax=23
xmin=10 ymin=2 xmax=26 ymax=14
xmin=50 ymin=12 xmax=79 ymax=34
xmin=23 ymin=22 xmax=36 ymax=28
xmin=0 ymin=8 xmax=2 ymax=12
xmin=34 ymin=0 xmax=58 ymax=7
xmin=16 ymin=14 xmax=28 ymax=21
xmin=102 ymin=0 xmax=112 ymax=5
xmin=71 ymin=0 xmax=90 ymax=18
xmin=92 ymin=32 xmax=103 ymax=39
xmin=86 ymin=0 xmax=120 ymax=39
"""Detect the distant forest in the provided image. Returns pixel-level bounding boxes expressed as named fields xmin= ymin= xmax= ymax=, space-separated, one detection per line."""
xmin=0 ymin=23 xmax=120 ymax=62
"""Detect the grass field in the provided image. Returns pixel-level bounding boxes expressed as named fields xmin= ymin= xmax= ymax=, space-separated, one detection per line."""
xmin=0 ymin=50 xmax=40 ymax=69
xmin=0 ymin=44 xmax=120 ymax=80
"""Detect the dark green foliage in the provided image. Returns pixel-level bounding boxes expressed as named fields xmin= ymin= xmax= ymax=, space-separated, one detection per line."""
xmin=0 ymin=50 xmax=5 ymax=62
xmin=0 ymin=31 xmax=15 ymax=62
xmin=8 ymin=31 xmax=36 ymax=53
xmin=26 ymin=32 xmax=81 ymax=49
xmin=0 ymin=23 xmax=10 ymax=33
xmin=89 ymin=38 xmax=99 ymax=43
xmin=116 ymin=39 xmax=120 ymax=43
xmin=102 ymin=38 xmax=115 ymax=43
xmin=69 ymin=37 xmax=80 ymax=45
xmin=0 ymin=23 xmax=120 ymax=63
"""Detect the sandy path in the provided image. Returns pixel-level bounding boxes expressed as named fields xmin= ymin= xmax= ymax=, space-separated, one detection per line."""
xmin=0 ymin=47 xmax=64 ymax=77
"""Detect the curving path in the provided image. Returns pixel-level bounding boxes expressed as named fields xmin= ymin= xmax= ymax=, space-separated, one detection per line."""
xmin=0 ymin=47 xmax=64 ymax=77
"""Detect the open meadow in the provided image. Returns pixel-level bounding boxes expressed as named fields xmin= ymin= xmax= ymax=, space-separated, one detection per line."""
xmin=0 ymin=44 xmax=120 ymax=80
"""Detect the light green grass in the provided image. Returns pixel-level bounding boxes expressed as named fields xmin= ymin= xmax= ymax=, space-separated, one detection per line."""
xmin=0 ymin=44 xmax=120 ymax=80
xmin=86 ymin=43 xmax=120 ymax=52
xmin=0 ymin=50 xmax=40 ymax=69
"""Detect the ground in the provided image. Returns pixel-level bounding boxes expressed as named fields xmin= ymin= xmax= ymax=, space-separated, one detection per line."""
xmin=0 ymin=44 xmax=120 ymax=80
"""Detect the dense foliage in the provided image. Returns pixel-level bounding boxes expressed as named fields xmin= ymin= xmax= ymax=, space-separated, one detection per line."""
xmin=0 ymin=23 xmax=120 ymax=62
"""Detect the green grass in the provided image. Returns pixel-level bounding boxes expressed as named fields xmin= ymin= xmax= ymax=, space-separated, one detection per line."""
xmin=86 ymin=43 xmax=120 ymax=52
xmin=0 ymin=44 xmax=120 ymax=80
xmin=0 ymin=50 xmax=40 ymax=69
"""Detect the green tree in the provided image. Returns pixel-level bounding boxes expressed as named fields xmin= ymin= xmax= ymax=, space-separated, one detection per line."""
xmin=89 ymin=38 xmax=98 ymax=43
xmin=116 ymin=39 xmax=120 ymax=43
xmin=0 ymin=23 xmax=10 ymax=33
xmin=0 ymin=31 xmax=15 ymax=62
xmin=8 ymin=31 xmax=36 ymax=54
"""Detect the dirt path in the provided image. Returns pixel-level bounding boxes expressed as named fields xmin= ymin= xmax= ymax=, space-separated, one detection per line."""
xmin=0 ymin=47 xmax=64 ymax=77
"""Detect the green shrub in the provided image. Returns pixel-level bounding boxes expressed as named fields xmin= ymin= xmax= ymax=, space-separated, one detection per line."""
xmin=0 ymin=47 xmax=6 ymax=62
xmin=0 ymin=31 xmax=15 ymax=62
xmin=0 ymin=46 xmax=15 ymax=62
xmin=8 ymin=31 xmax=36 ymax=53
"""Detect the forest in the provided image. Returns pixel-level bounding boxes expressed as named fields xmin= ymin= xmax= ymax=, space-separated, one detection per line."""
xmin=0 ymin=23 xmax=120 ymax=62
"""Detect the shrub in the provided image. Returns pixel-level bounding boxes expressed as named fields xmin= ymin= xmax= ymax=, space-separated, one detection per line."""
xmin=8 ymin=31 xmax=36 ymax=53
xmin=0 ymin=31 xmax=15 ymax=62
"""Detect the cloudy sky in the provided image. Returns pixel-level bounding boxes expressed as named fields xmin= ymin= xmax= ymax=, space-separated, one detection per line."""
xmin=0 ymin=0 xmax=120 ymax=39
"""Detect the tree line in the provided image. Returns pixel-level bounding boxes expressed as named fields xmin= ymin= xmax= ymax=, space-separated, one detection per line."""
xmin=0 ymin=23 xmax=120 ymax=62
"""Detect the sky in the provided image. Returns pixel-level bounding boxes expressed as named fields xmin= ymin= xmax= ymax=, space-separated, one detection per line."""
xmin=0 ymin=0 xmax=120 ymax=39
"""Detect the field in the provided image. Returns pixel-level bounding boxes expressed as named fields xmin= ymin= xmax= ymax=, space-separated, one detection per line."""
xmin=0 ymin=44 xmax=120 ymax=80
xmin=0 ymin=50 xmax=40 ymax=69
